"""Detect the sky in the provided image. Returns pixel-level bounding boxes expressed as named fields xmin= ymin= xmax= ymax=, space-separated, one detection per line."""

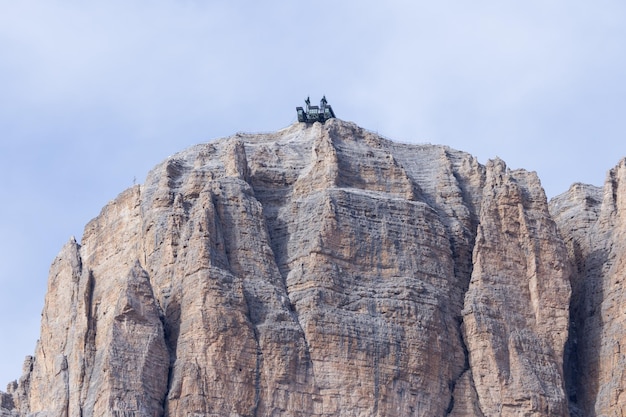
xmin=1 ymin=0 xmax=626 ymax=386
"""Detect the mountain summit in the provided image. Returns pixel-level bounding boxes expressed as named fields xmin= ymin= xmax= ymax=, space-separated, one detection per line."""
xmin=1 ymin=119 xmax=625 ymax=416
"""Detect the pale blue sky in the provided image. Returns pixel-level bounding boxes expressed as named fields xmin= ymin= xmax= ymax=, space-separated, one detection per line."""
xmin=1 ymin=1 xmax=626 ymax=385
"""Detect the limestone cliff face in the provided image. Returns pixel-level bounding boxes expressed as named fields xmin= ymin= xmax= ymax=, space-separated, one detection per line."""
xmin=463 ymin=161 xmax=571 ymax=416
xmin=550 ymin=160 xmax=626 ymax=417
xmin=0 ymin=118 xmax=596 ymax=416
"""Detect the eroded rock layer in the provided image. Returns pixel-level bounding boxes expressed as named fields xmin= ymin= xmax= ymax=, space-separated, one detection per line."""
xmin=1 ymin=119 xmax=581 ymax=416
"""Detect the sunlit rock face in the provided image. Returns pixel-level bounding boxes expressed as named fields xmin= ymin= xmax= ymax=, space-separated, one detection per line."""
xmin=13 ymin=118 xmax=626 ymax=417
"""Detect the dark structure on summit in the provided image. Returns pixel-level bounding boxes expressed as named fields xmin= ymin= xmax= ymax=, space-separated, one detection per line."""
xmin=296 ymin=96 xmax=336 ymax=123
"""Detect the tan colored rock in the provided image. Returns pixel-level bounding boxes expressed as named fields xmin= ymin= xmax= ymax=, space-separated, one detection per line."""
xmin=448 ymin=370 xmax=485 ymax=417
xmin=2 ymin=120 xmax=579 ymax=416
xmin=462 ymin=159 xmax=572 ymax=416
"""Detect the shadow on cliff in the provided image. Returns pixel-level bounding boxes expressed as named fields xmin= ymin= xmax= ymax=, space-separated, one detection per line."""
xmin=565 ymin=244 xmax=609 ymax=417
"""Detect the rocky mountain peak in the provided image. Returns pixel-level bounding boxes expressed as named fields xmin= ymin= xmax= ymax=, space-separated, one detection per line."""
xmin=1 ymin=119 xmax=625 ymax=416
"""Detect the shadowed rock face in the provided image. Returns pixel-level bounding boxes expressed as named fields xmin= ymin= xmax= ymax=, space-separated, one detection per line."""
xmin=7 ymin=118 xmax=619 ymax=417
xmin=550 ymin=161 xmax=626 ymax=417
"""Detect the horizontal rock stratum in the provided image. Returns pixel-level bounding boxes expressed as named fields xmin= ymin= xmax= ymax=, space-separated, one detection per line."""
xmin=1 ymin=119 xmax=624 ymax=416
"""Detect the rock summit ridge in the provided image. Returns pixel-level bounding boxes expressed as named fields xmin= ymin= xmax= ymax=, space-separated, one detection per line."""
xmin=0 ymin=119 xmax=623 ymax=416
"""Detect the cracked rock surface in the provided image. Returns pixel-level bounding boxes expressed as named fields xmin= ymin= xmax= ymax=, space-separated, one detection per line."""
xmin=550 ymin=160 xmax=626 ymax=417
xmin=5 ymin=118 xmax=619 ymax=416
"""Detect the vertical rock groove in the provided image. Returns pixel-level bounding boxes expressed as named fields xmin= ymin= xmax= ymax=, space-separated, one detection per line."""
xmin=550 ymin=160 xmax=626 ymax=416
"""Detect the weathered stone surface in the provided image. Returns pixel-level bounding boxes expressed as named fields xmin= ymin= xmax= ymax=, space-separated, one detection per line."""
xmin=550 ymin=159 xmax=626 ymax=416
xmin=463 ymin=160 xmax=572 ymax=416
xmin=448 ymin=370 xmax=484 ymax=417
xmin=5 ymin=118 xmax=618 ymax=416
xmin=1 ymin=389 xmax=17 ymax=417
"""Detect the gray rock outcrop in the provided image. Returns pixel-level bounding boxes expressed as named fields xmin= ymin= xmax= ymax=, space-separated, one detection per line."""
xmin=550 ymin=160 xmax=626 ymax=416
